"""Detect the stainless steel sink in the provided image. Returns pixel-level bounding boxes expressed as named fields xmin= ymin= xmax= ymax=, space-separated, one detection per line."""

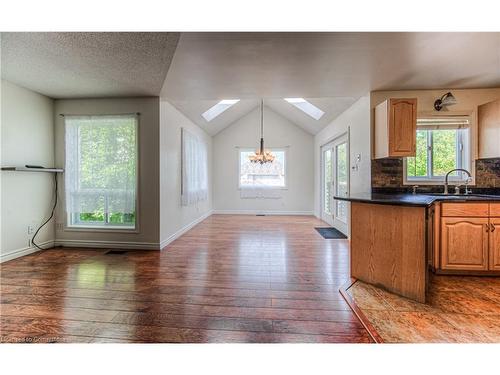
xmin=421 ymin=193 xmax=482 ymax=199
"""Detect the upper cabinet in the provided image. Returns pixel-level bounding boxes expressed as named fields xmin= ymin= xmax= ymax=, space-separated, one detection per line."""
xmin=373 ymin=98 xmax=417 ymax=159
xmin=478 ymin=99 xmax=500 ymax=159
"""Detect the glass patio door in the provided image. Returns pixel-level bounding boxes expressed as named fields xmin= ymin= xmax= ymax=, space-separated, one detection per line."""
xmin=333 ymin=137 xmax=348 ymax=234
xmin=321 ymin=145 xmax=334 ymax=226
xmin=321 ymin=134 xmax=349 ymax=234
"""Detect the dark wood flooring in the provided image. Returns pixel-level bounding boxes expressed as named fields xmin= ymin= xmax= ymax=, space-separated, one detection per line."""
xmin=0 ymin=215 xmax=372 ymax=343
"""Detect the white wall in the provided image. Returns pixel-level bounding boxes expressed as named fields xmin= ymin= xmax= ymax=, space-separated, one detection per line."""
xmin=213 ymin=106 xmax=314 ymax=214
xmin=159 ymin=100 xmax=212 ymax=246
xmin=1 ymin=80 xmax=55 ymax=261
xmin=54 ymin=97 xmax=161 ymax=249
xmin=314 ymin=95 xmax=371 ymax=219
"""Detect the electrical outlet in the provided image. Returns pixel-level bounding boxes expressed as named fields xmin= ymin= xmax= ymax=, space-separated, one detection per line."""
xmin=27 ymin=225 xmax=34 ymax=235
xmin=56 ymin=222 xmax=64 ymax=231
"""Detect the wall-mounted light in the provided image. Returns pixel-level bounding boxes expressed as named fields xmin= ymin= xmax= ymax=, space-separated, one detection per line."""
xmin=434 ymin=92 xmax=457 ymax=111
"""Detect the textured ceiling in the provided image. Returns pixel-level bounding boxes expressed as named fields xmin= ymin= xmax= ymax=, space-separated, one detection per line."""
xmin=1 ymin=32 xmax=180 ymax=98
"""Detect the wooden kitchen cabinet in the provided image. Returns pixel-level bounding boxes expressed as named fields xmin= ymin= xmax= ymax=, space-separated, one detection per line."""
xmin=440 ymin=217 xmax=489 ymax=271
xmin=374 ymin=98 xmax=417 ymax=159
xmin=478 ymin=99 xmax=500 ymax=159
xmin=489 ymin=218 xmax=500 ymax=271
xmin=490 ymin=203 xmax=500 ymax=217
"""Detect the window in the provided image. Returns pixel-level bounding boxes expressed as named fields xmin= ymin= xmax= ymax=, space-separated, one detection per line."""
xmin=405 ymin=117 xmax=471 ymax=184
xmin=202 ymin=99 xmax=240 ymax=122
xmin=65 ymin=115 xmax=138 ymax=229
xmin=284 ymin=98 xmax=325 ymax=120
xmin=181 ymin=128 xmax=208 ymax=206
xmin=239 ymin=149 xmax=286 ymax=188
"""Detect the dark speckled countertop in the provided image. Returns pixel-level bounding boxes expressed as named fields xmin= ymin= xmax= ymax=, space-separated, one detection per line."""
xmin=334 ymin=192 xmax=500 ymax=207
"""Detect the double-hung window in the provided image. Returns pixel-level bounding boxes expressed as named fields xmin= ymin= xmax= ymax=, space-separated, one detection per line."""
xmin=239 ymin=149 xmax=286 ymax=189
xmin=405 ymin=117 xmax=471 ymax=184
xmin=65 ymin=114 xmax=138 ymax=229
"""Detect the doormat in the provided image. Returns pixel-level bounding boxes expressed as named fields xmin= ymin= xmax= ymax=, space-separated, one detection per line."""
xmin=315 ymin=227 xmax=347 ymax=239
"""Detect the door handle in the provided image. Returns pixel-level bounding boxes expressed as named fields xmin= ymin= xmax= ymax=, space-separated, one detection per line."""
xmin=485 ymin=224 xmax=490 ymax=232
xmin=491 ymin=223 xmax=496 ymax=232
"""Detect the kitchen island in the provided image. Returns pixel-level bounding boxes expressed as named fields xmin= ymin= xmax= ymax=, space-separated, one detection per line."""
xmin=335 ymin=192 xmax=500 ymax=303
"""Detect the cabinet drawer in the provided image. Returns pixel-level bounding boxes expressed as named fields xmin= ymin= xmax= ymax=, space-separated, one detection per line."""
xmin=490 ymin=203 xmax=500 ymax=217
xmin=441 ymin=203 xmax=489 ymax=217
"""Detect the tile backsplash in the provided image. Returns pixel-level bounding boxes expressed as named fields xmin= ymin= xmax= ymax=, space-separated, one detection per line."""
xmin=371 ymin=157 xmax=500 ymax=192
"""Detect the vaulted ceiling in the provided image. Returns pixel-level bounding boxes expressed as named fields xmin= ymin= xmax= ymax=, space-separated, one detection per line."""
xmin=2 ymin=32 xmax=500 ymax=135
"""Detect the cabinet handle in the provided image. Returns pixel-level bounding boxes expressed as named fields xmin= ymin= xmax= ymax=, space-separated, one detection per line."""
xmin=485 ymin=224 xmax=490 ymax=232
xmin=491 ymin=223 xmax=496 ymax=232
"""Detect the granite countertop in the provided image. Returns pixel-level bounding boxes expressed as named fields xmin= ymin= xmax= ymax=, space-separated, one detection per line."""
xmin=334 ymin=192 xmax=500 ymax=207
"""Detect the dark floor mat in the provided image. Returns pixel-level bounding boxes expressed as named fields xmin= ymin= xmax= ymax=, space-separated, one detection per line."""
xmin=315 ymin=227 xmax=347 ymax=239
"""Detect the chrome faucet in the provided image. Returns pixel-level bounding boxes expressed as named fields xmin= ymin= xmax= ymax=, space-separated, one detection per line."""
xmin=444 ymin=168 xmax=472 ymax=195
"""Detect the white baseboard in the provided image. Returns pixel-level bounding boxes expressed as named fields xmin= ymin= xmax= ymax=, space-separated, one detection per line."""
xmin=54 ymin=239 xmax=161 ymax=250
xmin=0 ymin=239 xmax=55 ymax=263
xmin=212 ymin=210 xmax=314 ymax=216
xmin=160 ymin=210 xmax=213 ymax=250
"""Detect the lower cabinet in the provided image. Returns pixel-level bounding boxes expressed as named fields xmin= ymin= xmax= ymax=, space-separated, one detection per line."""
xmin=441 ymin=217 xmax=489 ymax=271
xmin=490 ymin=218 xmax=500 ymax=271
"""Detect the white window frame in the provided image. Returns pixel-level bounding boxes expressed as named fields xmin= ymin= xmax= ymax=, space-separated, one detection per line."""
xmin=403 ymin=116 xmax=472 ymax=185
xmin=64 ymin=114 xmax=139 ymax=232
xmin=238 ymin=147 xmax=288 ymax=190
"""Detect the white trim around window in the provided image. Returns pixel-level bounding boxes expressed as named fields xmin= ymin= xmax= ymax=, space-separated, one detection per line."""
xmin=63 ymin=114 xmax=140 ymax=232
xmin=403 ymin=115 xmax=473 ymax=185
xmin=237 ymin=147 xmax=289 ymax=190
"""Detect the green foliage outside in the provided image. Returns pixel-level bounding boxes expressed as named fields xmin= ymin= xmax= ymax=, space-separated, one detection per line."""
xmin=407 ymin=129 xmax=457 ymax=178
xmin=77 ymin=118 xmax=136 ymax=226
xmin=79 ymin=212 xmax=135 ymax=224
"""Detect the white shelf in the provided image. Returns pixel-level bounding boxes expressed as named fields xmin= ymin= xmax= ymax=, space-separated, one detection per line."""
xmin=1 ymin=167 xmax=64 ymax=173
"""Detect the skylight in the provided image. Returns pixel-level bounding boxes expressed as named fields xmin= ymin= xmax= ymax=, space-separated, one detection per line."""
xmin=284 ymin=98 xmax=325 ymax=120
xmin=202 ymin=99 xmax=240 ymax=122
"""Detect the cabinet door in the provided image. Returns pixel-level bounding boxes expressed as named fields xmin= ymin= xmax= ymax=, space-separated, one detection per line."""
xmin=389 ymin=98 xmax=417 ymax=157
xmin=441 ymin=217 xmax=489 ymax=271
xmin=489 ymin=218 xmax=500 ymax=271
xmin=478 ymin=99 xmax=500 ymax=159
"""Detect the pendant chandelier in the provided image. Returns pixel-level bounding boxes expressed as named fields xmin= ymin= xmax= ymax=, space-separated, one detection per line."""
xmin=249 ymin=99 xmax=275 ymax=164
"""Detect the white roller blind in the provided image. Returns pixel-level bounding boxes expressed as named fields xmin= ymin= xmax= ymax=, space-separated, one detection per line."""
xmin=417 ymin=117 xmax=470 ymax=130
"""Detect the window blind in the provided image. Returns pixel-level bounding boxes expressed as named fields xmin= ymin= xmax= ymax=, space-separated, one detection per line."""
xmin=417 ymin=117 xmax=470 ymax=130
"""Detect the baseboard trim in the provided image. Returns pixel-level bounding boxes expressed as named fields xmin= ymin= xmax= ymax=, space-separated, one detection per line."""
xmin=160 ymin=210 xmax=213 ymax=250
xmin=0 ymin=240 xmax=55 ymax=263
xmin=212 ymin=210 xmax=314 ymax=216
xmin=54 ymin=239 xmax=161 ymax=250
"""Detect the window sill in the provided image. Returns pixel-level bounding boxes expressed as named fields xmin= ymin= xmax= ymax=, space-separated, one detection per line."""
xmin=403 ymin=180 xmax=474 ymax=186
xmin=64 ymin=225 xmax=139 ymax=233
xmin=238 ymin=187 xmax=288 ymax=190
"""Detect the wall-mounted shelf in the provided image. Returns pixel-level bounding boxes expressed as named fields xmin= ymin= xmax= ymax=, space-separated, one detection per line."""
xmin=1 ymin=167 xmax=64 ymax=173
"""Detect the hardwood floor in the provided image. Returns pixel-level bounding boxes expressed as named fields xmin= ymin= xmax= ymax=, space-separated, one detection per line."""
xmin=0 ymin=215 xmax=372 ymax=343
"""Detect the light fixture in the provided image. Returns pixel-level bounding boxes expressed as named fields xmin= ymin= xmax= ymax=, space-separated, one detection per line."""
xmin=202 ymin=99 xmax=240 ymax=122
xmin=249 ymin=99 xmax=275 ymax=164
xmin=284 ymin=98 xmax=325 ymax=120
xmin=434 ymin=92 xmax=457 ymax=111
